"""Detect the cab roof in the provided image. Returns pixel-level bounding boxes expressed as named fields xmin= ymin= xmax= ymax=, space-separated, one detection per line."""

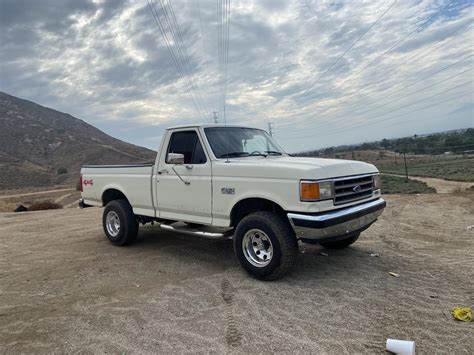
xmin=165 ymin=124 xmax=259 ymax=130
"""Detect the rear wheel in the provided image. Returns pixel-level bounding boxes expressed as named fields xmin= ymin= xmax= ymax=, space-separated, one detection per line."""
xmin=102 ymin=199 xmax=138 ymax=246
xmin=234 ymin=212 xmax=298 ymax=280
xmin=320 ymin=233 xmax=360 ymax=249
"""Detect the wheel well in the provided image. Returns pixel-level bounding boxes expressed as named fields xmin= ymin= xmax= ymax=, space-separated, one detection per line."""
xmin=230 ymin=198 xmax=285 ymax=227
xmin=102 ymin=189 xmax=128 ymax=206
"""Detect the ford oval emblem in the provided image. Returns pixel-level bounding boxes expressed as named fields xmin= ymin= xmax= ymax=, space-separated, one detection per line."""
xmin=353 ymin=185 xmax=361 ymax=193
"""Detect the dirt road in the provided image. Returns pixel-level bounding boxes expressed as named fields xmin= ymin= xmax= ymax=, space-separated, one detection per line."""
xmin=1 ymin=194 xmax=473 ymax=353
xmin=0 ymin=188 xmax=75 ymax=199
xmin=405 ymin=176 xmax=473 ymax=193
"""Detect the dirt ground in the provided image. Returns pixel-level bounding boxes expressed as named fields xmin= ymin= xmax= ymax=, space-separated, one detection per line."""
xmin=1 ymin=194 xmax=473 ymax=353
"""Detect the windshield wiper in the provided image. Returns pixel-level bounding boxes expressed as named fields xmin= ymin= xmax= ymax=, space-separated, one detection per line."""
xmin=265 ymin=150 xmax=283 ymax=156
xmin=218 ymin=151 xmax=250 ymax=158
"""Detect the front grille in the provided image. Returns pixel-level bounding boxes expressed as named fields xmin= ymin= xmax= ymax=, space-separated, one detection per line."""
xmin=334 ymin=175 xmax=374 ymax=205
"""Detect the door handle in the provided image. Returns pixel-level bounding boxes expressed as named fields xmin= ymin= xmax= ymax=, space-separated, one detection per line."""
xmin=158 ymin=169 xmax=169 ymax=174
xmin=185 ymin=165 xmax=193 ymax=170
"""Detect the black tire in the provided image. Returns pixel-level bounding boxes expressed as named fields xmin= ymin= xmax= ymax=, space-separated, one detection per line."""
xmin=102 ymin=199 xmax=138 ymax=246
xmin=320 ymin=233 xmax=360 ymax=249
xmin=234 ymin=211 xmax=298 ymax=280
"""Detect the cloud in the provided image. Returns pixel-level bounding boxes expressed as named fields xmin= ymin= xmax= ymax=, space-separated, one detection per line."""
xmin=0 ymin=0 xmax=472 ymax=152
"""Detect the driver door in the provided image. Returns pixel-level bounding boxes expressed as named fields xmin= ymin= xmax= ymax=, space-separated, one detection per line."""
xmin=155 ymin=130 xmax=212 ymax=224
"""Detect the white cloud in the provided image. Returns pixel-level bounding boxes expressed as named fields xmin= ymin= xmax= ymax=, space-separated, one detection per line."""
xmin=0 ymin=0 xmax=472 ymax=151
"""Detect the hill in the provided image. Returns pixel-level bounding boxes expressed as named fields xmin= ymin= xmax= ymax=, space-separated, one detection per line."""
xmin=0 ymin=92 xmax=156 ymax=190
xmin=295 ymin=128 xmax=474 ymax=183
xmin=297 ymin=128 xmax=474 ymax=156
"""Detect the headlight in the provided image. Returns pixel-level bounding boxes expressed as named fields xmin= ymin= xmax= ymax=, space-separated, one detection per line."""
xmin=300 ymin=180 xmax=333 ymax=202
xmin=373 ymin=174 xmax=382 ymax=190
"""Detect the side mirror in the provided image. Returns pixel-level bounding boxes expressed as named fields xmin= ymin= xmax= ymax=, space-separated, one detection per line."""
xmin=167 ymin=153 xmax=184 ymax=165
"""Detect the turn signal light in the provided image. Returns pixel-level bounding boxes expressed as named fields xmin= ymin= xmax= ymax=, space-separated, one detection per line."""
xmin=300 ymin=182 xmax=320 ymax=201
xmin=300 ymin=180 xmax=334 ymax=202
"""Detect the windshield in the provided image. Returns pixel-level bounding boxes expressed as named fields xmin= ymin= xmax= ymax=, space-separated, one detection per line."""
xmin=204 ymin=127 xmax=286 ymax=158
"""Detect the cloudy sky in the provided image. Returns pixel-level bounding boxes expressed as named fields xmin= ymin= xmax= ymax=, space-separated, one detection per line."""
xmin=1 ymin=0 xmax=473 ymax=152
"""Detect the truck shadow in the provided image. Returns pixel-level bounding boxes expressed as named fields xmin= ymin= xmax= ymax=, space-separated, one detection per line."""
xmin=132 ymin=226 xmax=238 ymax=272
xmin=131 ymin=226 xmax=386 ymax=282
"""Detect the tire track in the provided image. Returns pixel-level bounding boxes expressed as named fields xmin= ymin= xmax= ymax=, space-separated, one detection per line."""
xmin=221 ymin=279 xmax=241 ymax=347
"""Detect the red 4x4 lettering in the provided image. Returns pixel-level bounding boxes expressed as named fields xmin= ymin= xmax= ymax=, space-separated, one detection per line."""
xmin=83 ymin=179 xmax=93 ymax=186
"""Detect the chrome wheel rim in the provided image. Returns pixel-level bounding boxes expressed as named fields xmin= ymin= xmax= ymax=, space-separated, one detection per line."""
xmin=242 ymin=229 xmax=273 ymax=267
xmin=106 ymin=211 xmax=120 ymax=237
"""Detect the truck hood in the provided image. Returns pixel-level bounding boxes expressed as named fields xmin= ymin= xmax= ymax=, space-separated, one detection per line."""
xmin=213 ymin=156 xmax=378 ymax=180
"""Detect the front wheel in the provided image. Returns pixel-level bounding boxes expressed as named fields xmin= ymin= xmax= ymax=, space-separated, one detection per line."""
xmin=320 ymin=233 xmax=360 ymax=249
xmin=103 ymin=199 xmax=138 ymax=246
xmin=234 ymin=212 xmax=298 ymax=280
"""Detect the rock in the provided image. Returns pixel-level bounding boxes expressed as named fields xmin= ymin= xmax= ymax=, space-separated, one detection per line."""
xmin=14 ymin=205 xmax=28 ymax=212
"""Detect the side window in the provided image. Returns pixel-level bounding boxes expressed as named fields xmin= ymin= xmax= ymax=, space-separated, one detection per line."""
xmin=166 ymin=131 xmax=207 ymax=164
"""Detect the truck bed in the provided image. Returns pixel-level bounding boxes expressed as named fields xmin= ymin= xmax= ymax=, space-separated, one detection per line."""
xmin=80 ymin=163 xmax=155 ymax=216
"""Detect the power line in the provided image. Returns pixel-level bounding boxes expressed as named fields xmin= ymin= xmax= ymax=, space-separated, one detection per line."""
xmin=284 ymin=84 xmax=472 ymax=140
xmin=196 ymin=0 xmax=210 ymax=57
xmin=280 ymin=16 xmax=473 ymax=126
xmin=148 ymin=0 xmax=207 ymax=121
xmin=217 ymin=0 xmax=223 ymax=121
xmin=285 ymin=53 xmax=473 ymax=133
xmin=288 ymin=61 xmax=473 ymax=135
xmin=310 ymin=143 xmax=474 ymax=154
xmin=355 ymin=0 xmax=455 ymax=76
xmin=223 ymin=0 xmax=231 ymax=125
xmin=168 ymin=0 xmax=208 ymax=119
xmin=148 ymin=1 xmax=199 ymax=119
xmin=147 ymin=0 xmax=209 ymax=122
xmin=161 ymin=0 xmax=209 ymax=120
xmin=217 ymin=0 xmax=231 ymax=124
xmin=310 ymin=0 xmax=398 ymax=85
xmin=317 ymin=81 xmax=473 ymax=136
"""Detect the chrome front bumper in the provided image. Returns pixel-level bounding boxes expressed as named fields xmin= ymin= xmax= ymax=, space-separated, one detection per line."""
xmin=287 ymin=198 xmax=386 ymax=242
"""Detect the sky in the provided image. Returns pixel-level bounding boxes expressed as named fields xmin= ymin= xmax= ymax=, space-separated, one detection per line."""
xmin=0 ymin=0 xmax=473 ymax=152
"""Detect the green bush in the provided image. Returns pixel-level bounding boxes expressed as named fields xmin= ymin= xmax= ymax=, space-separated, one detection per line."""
xmin=57 ymin=167 xmax=68 ymax=175
xmin=381 ymin=175 xmax=435 ymax=194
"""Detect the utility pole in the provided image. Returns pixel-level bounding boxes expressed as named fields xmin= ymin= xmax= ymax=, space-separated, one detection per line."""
xmin=403 ymin=151 xmax=408 ymax=181
xmin=267 ymin=122 xmax=274 ymax=137
xmin=212 ymin=111 xmax=218 ymax=124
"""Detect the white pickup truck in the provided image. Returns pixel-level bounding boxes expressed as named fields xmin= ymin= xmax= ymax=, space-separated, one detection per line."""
xmin=80 ymin=125 xmax=385 ymax=280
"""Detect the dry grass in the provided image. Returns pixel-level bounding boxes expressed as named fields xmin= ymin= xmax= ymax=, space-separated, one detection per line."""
xmin=381 ymin=175 xmax=436 ymax=194
xmin=0 ymin=201 xmax=17 ymax=213
xmin=27 ymin=200 xmax=63 ymax=211
xmin=377 ymin=157 xmax=474 ymax=182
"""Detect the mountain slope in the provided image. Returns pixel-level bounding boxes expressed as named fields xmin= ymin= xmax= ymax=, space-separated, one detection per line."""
xmin=0 ymin=92 xmax=156 ymax=190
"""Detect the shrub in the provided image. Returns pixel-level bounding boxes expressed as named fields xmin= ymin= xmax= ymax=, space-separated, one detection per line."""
xmin=381 ymin=175 xmax=436 ymax=194
xmin=57 ymin=167 xmax=68 ymax=175
xmin=28 ymin=200 xmax=63 ymax=211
